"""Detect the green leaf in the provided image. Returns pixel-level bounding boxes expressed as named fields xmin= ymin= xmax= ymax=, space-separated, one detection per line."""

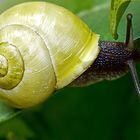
xmin=134 ymin=38 xmax=140 ymax=51
xmin=0 ymin=102 xmax=20 ymax=123
xmin=78 ymin=1 xmax=111 ymax=40
xmin=110 ymin=0 xmax=131 ymax=39
xmin=0 ymin=117 xmax=34 ymax=139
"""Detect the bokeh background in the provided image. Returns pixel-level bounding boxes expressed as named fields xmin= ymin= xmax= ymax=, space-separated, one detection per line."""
xmin=0 ymin=0 xmax=140 ymax=140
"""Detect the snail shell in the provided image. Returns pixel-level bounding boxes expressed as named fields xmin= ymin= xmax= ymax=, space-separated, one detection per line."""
xmin=0 ymin=2 xmax=99 ymax=108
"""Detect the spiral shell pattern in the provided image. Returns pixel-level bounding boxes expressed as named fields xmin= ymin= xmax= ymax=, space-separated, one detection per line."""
xmin=0 ymin=2 xmax=99 ymax=108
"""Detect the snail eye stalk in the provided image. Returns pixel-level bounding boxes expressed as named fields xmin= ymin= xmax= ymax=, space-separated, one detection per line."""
xmin=125 ymin=14 xmax=134 ymax=49
xmin=126 ymin=13 xmax=140 ymax=97
xmin=128 ymin=60 xmax=140 ymax=96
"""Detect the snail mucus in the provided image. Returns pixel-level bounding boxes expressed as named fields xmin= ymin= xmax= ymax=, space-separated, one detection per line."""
xmin=0 ymin=2 xmax=139 ymax=108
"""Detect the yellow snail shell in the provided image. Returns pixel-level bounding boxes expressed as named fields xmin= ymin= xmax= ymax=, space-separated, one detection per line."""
xmin=0 ymin=2 xmax=99 ymax=108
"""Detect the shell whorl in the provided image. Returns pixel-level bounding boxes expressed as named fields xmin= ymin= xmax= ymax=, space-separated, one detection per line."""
xmin=0 ymin=25 xmax=56 ymax=108
xmin=0 ymin=42 xmax=24 ymax=89
xmin=0 ymin=2 xmax=99 ymax=108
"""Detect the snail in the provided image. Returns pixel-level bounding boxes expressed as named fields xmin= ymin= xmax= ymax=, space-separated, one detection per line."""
xmin=0 ymin=2 xmax=139 ymax=108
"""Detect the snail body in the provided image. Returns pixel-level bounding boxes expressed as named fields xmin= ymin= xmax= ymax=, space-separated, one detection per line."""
xmin=0 ymin=2 xmax=139 ymax=108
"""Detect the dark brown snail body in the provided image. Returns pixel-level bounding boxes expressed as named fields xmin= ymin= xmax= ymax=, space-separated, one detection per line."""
xmin=72 ymin=41 xmax=140 ymax=87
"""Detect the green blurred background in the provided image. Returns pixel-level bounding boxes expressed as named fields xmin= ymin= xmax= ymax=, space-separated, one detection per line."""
xmin=0 ymin=0 xmax=140 ymax=140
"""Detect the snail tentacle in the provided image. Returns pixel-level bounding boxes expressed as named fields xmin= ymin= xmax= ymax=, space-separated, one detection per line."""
xmin=127 ymin=60 xmax=140 ymax=97
xmin=125 ymin=14 xmax=140 ymax=97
